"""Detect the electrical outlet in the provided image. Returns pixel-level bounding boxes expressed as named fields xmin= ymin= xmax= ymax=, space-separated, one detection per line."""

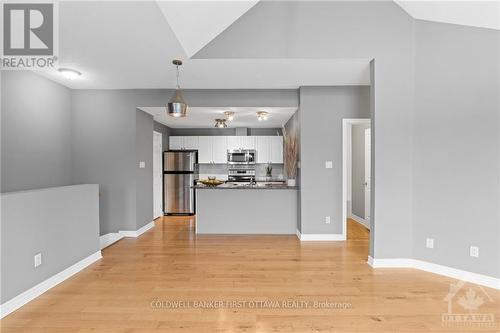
xmin=426 ymin=238 xmax=434 ymax=249
xmin=470 ymin=246 xmax=479 ymax=258
xmin=34 ymin=253 xmax=42 ymax=267
xmin=325 ymin=161 xmax=333 ymax=169
xmin=325 ymin=216 xmax=331 ymax=224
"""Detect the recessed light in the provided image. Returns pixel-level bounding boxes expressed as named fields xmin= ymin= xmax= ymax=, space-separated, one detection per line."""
xmin=58 ymin=68 xmax=82 ymax=80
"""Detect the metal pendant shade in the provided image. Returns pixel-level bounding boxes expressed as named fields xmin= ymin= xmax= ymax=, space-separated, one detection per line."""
xmin=167 ymin=60 xmax=188 ymax=117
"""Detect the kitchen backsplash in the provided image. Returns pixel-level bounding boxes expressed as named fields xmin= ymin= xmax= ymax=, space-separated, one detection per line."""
xmin=197 ymin=163 xmax=284 ymax=180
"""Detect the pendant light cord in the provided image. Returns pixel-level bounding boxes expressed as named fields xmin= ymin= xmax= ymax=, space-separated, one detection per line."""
xmin=176 ymin=65 xmax=180 ymax=89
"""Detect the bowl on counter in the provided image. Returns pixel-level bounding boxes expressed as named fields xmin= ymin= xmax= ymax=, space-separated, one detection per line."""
xmin=199 ymin=178 xmax=224 ymax=187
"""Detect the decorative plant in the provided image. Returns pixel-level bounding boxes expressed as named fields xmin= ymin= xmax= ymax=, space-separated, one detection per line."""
xmin=266 ymin=165 xmax=273 ymax=177
xmin=282 ymin=126 xmax=298 ymax=179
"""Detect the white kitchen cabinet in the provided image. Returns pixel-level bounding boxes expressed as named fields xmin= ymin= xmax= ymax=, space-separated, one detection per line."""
xmin=169 ymin=136 xmax=183 ymax=150
xmin=255 ymin=136 xmax=283 ymax=164
xmin=169 ymin=136 xmax=198 ymax=150
xmin=212 ymin=136 xmax=228 ymax=163
xmin=184 ymin=136 xmax=199 ymax=150
xmin=198 ymin=137 xmax=212 ymax=163
xmin=255 ymin=136 xmax=270 ymax=163
xmin=240 ymin=136 xmax=255 ymax=149
xmin=269 ymin=136 xmax=284 ymax=163
xmin=226 ymin=136 xmax=241 ymax=151
xmin=197 ymin=136 xmax=227 ymax=164
xmin=227 ymin=136 xmax=255 ymax=150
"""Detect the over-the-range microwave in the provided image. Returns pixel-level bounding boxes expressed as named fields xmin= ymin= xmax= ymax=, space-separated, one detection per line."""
xmin=227 ymin=149 xmax=256 ymax=164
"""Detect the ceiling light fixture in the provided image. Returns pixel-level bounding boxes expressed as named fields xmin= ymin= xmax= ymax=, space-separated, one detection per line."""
xmin=224 ymin=111 xmax=235 ymax=121
xmin=167 ymin=59 xmax=188 ymax=117
xmin=58 ymin=68 xmax=81 ymax=80
xmin=257 ymin=111 xmax=269 ymax=121
xmin=215 ymin=118 xmax=228 ymax=128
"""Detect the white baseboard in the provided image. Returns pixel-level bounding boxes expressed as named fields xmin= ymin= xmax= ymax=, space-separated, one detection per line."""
xmin=99 ymin=233 xmax=124 ymax=249
xmin=100 ymin=221 xmax=155 ymax=249
xmin=367 ymin=256 xmax=500 ymax=290
xmin=296 ymin=229 xmax=345 ymax=241
xmin=349 ymin=213 xmax=370 ymax=230
xmin=0 ymin=251 xmax=102 ymax=319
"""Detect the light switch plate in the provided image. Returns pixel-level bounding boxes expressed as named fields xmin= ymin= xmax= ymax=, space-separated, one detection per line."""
xmin=470 ymin=246 xmax=479 ymax=258
xmin=325 ymin=216 xmax=331 ymax=224
xmin=426 ymin=238 xmax=434 ymax=249
xmin=34 ymin=253 xmax=42 ymax=267
xmin=325 ymin=161 xmax=333 ymax=169
xmin=139 ymin=161 xmax=146 ymax=168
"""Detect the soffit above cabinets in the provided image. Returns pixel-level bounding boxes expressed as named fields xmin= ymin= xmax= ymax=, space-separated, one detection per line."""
xmin=395 ymin=1 xmax=500 ymax=31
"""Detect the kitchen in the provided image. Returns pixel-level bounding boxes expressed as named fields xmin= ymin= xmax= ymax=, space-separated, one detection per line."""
xmin=149 ymin=105 xmax=300 ymax=235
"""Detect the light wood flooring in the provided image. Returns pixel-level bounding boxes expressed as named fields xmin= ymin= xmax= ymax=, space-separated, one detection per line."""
xmin=1 ymin=216 xmax=499 ymax=332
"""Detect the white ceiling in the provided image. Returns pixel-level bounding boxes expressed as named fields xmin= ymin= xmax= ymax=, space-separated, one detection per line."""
xmin=395 ymin=1 xmax=500 ymax=30
xmin=34 ymin=1 xmax=498 ymax=90
xmin=156 ymin=0 xmax=259 ymax=57
xmin=139 ymin=106 xmax=297 ymax=128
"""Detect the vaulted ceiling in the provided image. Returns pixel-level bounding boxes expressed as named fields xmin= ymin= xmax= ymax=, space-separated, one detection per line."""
xmin=36 ymin=1 xmax=498 ymax=90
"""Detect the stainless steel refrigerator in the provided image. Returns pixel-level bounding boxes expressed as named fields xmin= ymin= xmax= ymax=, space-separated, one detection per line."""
xmin=163 ymin=150 xmax=197 ymax=215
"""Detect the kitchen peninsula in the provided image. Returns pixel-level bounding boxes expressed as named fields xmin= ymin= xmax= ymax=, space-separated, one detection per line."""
xmin=194 ymin=184 xmax=298 ymax=234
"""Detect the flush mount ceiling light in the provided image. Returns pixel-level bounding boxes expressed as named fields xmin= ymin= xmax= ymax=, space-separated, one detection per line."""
xmin=167 ymin=59 xmax=188 ymax=117
xmin=215 ymin=118 xmax=228 ymax=128
xmin=224 ymin=111 xmax=235 ymax=121
xmin=58 ymin=68 xmax=81 ymax=80
xmin=257 ymin=111 xmax=269 ymax=121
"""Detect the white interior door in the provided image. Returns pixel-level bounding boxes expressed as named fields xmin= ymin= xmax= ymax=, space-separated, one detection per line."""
xmin=364 ymin=128 xmax=371 ymax=222
xmin=153 ymin=132 xmax=163 ymax=219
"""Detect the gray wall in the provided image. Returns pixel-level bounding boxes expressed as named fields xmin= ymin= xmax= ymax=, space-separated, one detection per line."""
xmin=299 ymin=87 xmax=370 ymax=234
xmin=351 ymin=123 xmax=370 ymax=218
xmin=412 ymin=21 xmax=500 ymax=278
xmin=135 ymin=110 xmax=154 ymax=229
xmin=0 ymin=185 xmax=100 ymax=303
xmin=1 ymin=71 xmax=73 ymax=192
xmin=153 ymin=121 xmax=170 ymax=150
xmin=196 ymin=0 xmax=414 ymax=257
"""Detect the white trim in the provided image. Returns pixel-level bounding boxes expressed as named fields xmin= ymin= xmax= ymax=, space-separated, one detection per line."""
xmin=349 ymin=213 xmax=370 ymax=230
xmin=99 ymin=233 xmax=124 ymax=249
xmin=342 ymin=118 xmax=371 ymax=242
xmin=100 ymin=221 xmax=155 ymax=249
xmin=0 ymin=251 xmax=102 ymax=319
xmin=296 ymin=229 xmax=345 ymax=241
xmin=367 ymin=257 xmax=500 ymax=290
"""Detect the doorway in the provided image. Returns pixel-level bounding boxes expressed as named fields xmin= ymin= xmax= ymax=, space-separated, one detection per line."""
xmin=342 ymin=119 xmax=371 ymax=240
xmin=153 ymin=131 xmax=163 ymax=219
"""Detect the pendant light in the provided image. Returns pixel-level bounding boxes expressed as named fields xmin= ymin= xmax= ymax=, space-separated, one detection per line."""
xmin=167 ymin=60 xmax=188 ymax=117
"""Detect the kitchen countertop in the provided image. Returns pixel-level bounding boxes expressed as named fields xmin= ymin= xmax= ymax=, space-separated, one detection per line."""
xmin=193 ymin=183 xmax=298 ymax=190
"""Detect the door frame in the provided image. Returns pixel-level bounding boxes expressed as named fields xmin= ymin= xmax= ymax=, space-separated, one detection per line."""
xmin=153 ymin=131 xmax=163 ymax=219
xmin=342 ymin=118 xmax=371 ymax=238
xmin=364 ymin=128 xmax=371 ymax=223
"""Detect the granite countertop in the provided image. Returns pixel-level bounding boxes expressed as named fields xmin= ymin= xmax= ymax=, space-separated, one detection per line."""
xmin=193 ymin=183 xmax=298 ymax=190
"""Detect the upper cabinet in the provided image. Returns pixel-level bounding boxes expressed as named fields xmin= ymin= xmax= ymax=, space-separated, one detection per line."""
xmin=227 ymin=136 xmax=255 ymax=150
xmin=168 ymin=136 xmax=198 ymax=150
xmin=170 ymin=135 xmax=282 ymax=164
xmin=197 ymin=136 xmax=227 ymax=164
xmin=255 ymin=136 xmax=283 ymax=164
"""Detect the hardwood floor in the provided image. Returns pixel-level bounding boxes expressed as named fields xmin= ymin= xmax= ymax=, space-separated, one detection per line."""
xmin=2 ymin=216 xmax=499 ymax=332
